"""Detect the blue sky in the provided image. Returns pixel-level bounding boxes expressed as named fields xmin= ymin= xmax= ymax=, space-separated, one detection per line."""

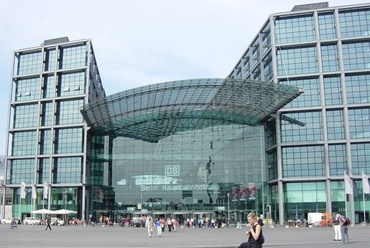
xmin=0 ymin=0 xmax=365 ymax=154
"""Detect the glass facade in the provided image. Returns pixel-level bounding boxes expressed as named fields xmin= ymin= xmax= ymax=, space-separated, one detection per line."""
xmin=81 ymin=78 xmax=301 ymax=223
xmin=3 ymin=37 xmax=105 ymax=221
xmin=3 ymin=3 xmax=370 ymax=226
xmin=90 ymin=125 xmax=266 ymax=222
xmin=229 ymin=3 xmax=370 ymax=224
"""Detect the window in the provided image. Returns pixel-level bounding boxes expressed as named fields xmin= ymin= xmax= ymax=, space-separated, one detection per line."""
xmin=12 ymin=131 xmax=36 ymax=156
xmin=281 ymin=77 xmax=320 ymax=108
xmin=57 ymin=72 xmax=85 ymax=97
xmin=324 ymin=76 xmax=342 ymax=105
xmin=345 ymin=74 xmax=370 ymax=104
xmin=55 ymin=99 xmax=84 ymax=125
xmin=282 ymin=146 xmax=325 ymax=177
xmin=54 ymin=128 xmax=83 ymax=154
xmin=59 ymin=45 xmax=86 ymax=69
xmin=326 ymin=110 xmax=344 ymax=140
xmin=13 ymin=104 xmax=38 ymax=128
xmin=277 ymin=46 xmax=318 ymax=76
xmin=318 ymin=13 xmax=336 ymax=40
xmin=281 ymin=111 xmax=322 ymax=142
xmin=348 ymin=108 xmax=370 ymax=139
xmin=275 ymin=15 xmax=315 ymax=44
xmin=342 ymin=42 xmax=370 ymax=71
xmin=17 ymin=51 xmax=41 ymax=75
xmin=321 ymin=44 xmax=339 ymax=72
xmin=14 ymin=77 xmax=39 ymax=101
xmin=328 ymin=144 xmax=346 ymax=176
xmin=339 ymin=9 xmax=370 ymax=38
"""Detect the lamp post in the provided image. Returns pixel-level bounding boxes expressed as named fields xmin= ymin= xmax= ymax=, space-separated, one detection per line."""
xmin=227 ymin=193 xmax=230 ymax=227
xmin=64 ymin=193 xmax=67 ymax=225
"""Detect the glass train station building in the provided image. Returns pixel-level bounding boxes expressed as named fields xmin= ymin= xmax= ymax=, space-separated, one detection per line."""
xmin=2 ymin=2 xmax=370 ymax=225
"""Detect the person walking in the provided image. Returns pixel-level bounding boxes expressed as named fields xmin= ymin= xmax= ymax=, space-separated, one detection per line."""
xmin=338 ymin=214 xmax=350 ymax=244
xmin=154 ymin=218 xmax=162 ymax=237
xmin=333 ymin=214 xmax=341 ymax=241
xmin=166 ymin=217 xmax=173 ymax=232
xmin=145 ymin=216 xmax=154 ymax=238
xmin=45 ymin=215 xmax=52 ymax=231
xmin=172 ymin=218 xmax=178 ymax=232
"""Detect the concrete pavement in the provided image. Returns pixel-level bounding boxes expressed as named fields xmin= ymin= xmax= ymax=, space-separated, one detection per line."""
xmin=0 ymin=223 xmax=369 ymax=247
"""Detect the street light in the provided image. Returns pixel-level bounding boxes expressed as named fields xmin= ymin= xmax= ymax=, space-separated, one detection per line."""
xmin=64 ymin=193 xmax=67 ymax=225
xmin=227 ymin=192 xmax=230 ymax=226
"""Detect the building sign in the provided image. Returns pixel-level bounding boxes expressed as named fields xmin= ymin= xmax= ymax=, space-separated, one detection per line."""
xmin=165 ymin=165 xmax=180 ymax=176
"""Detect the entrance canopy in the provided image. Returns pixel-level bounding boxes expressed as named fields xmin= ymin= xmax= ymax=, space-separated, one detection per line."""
xmin=80 ymin=78 xmax=302 ymax=143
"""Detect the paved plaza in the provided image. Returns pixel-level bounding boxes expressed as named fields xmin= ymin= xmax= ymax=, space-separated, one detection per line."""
xmin=0 ymin=223 xmax=369 ymax=248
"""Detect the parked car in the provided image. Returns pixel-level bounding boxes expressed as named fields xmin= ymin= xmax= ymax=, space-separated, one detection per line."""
xmin=131 ymin=217 xmax=145 ymax=227
xmin=51 ymin=217 xmax=64 ymax=226
xmin=1 ymin=217 xmax=20 ymax=225
xmin=23 ymin=217 xmax=41 ymax=225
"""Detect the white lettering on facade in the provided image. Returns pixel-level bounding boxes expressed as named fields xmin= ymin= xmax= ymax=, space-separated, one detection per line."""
xmin=140 ymin=184 xmax=219 ymax=192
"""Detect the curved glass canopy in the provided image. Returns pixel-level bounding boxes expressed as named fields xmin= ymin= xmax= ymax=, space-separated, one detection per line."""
xmin=80 ymin=78 xmax=303 ymax=143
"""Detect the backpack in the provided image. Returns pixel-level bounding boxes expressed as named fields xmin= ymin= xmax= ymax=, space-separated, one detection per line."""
xmin=343 ymin=217 xmax=350 ymax=226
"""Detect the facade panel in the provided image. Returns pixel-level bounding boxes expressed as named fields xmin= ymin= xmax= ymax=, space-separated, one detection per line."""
xmin=229 ymin=3 xmax=370 ymax=224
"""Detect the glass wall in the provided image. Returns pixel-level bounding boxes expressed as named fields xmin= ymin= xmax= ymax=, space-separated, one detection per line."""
xmin=89 ymin=125 xmax=267 ymax=223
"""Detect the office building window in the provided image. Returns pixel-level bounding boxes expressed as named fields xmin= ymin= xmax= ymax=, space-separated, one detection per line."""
xmin=53 ymin=157 xmax=82 ymax=183
xmin=321 ymin=44 xmax=339 ymax=72
xmin=57 ymin=72 xmax=85 ymax=97
xmin=59 ymin=45 xmax=86 ymax=69
xmin=318 ymin=12 xmax=336 ymax=40
xmin=281 ymin=77 xmax=320 ymax=108
xmin=253 ymin=68 xmax=261 ymax=80
xmin=285 ymin=182 xmax=326 ymax=203
xmin=14 ymin=77 xmax=39 ymax=101
xmin=263 ymin=55 xmax=273 ymax=81
xmin=330 ymin=181 xmax=346 ymax=202
xmin=8 ymin=159 xmax=35 ymax=184
xmin=282 ymin=146 xmax=325 ymax=177
xmin=328 ymin=144 xmax=346 ymax=176
xmin=275 ymin=15 xmax=315 ymax=44
xmin=56 ymin=99 xmax=84 ymax=125
xmin=244 ymin=58 xmax=250 ymax=76
xmin=345 ymin=74 xmax=370 ymax=104
xmin=281 ymin=111 xmax=322 ymax=142
xmin=38 ymin=129 xmax=52 ymax=155
xmin=326 ymin=110 xmax=345 ymax=140
xmin=42 ymin=75 xmax=56 ymax=99
xmin=339 ymin=9 xmax=370 ymax=38
xmin=350 ymin=143 xmax=370 ymax=174
xmin=277 ymin=46 xmax=318 ymax=76
xmin=348 ymin=108 xmax=370 ymax=139
xmin=37 ymin=158 xmax=50 ymax=184
xmin=54 ymin=128 xmax=83 ymax=154
xmin=342 ymin=42 xmax=370 ymax=71
xmin=17 ymin=51 xmax=41 ymax=75
xmin=261 ymin=27 xmax=271 ymax=55
xmin=12 ymin=131 xmax=36 ymax=156
xmin=13 ymin=104 xmax=38 ymax=128
xmin=324 ymin=76 xmax=342 ymax=105
xmin=40 ymin=102 xmax=54 ymax=126
xmin=43 ymin=49 xmax=56 ymax=71
xmin=267 ymin=151 xmax=277 ymax=180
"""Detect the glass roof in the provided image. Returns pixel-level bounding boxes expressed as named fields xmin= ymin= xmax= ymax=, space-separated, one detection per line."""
xmin=80 ymin=78 xmax=303 ymax=143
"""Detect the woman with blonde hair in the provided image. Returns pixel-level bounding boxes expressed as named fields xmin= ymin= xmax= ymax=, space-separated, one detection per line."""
xmin=238 ymin=212 xmax=264 ymax=248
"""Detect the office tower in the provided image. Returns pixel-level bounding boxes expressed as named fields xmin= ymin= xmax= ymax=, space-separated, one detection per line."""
xmin=3 ymin=37 xmax=105 ymax=220
xmin=229 ymin=2 xmax=370 ymax=224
